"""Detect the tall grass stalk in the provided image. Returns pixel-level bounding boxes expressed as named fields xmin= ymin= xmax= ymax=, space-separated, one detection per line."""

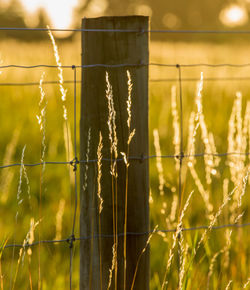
xmin=228 ymin=94 xmax=249 ymax=225
xmin=122 ymin=70 xmax=135 ymax=290
xmin=0 ymin=238 xmax=8 ymax=290
xmin=153 ymin=129 xmax=166 ymax=196
xmin=47 ymin=26 xmax=67 ymax=110
xmin=161 ymin=190 xmax=194 ymax=289
xmin=171 ymin=85 xmax=180 ymax=171
xmin=12 ymin=218 xmax=39 ymax=290
xmin=187 ymin=79 xmax=214 ymax=217
xmin=195 ymin=186 xmax=236 ymax=254
xmin=243 ymin=278 xmax=250 ymax=288
xmin=178 ymin=239 xmax=188 ymax=290
xmin=105 ymin=72 xmax=118 ymax=289
xmin=47 ymin=28 xmax=75 ymax=238
xmin=195 ymin=73 xmax=218 ymax=185
xmin=97 ymin=132 xmax=103 ymax=290
xmin=54 ymin=199 xmax=65 ymax=241
xmin=83 ymin=129 xmax=91 ymax=192
xmin=107 ymin=244 xmax=117 ymax=290
xmin=9 ymin=145 xmax=26 ymax=289
xmin=225 ymin=280 xmax=233 ymax=289
xmin=37 ymin=72 xmax=47 ymax=290
xmin=130 ymin=225 xmax=158 ymax=290
xmin=206 ymin=229 xmax=232 ymax=289
xmin=0 ymin=128 xmax=20 ymax=203
xmin=27 ymin=218 xmax=37 ymax=290
xmin=80 ymin=128 xmax=93 ymax=288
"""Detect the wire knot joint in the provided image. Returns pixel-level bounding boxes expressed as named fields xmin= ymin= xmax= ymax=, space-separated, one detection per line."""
xmin=70 ymin=157 xmax=79 ymax=171
xmin=176 ymin=151 xmax=184 ymax=161
xmin=67 ymin=234 xmax=75 ymax=249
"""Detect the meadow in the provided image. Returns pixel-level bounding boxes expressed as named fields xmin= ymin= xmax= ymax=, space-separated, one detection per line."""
xmin=0 ymin=36 xmax=249 ymax=289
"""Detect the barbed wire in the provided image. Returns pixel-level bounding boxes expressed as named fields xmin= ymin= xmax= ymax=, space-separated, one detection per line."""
xmin=2 ymin=222 xmax=250 ymax=250
xmin=0 ymin=152 xmax=249 ymax=169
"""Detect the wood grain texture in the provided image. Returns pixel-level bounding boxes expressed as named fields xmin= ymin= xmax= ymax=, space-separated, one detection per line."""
xmin=80 ymin=16 xmax=149 ymax=290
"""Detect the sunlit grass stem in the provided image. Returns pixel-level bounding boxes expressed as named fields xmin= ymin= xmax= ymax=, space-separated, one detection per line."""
xmin=122 ymin=70 xmax=135 ymax=290
xmin=131 ymin=226 xmax=158 ymax=290
xmin=97 ymin=133 xmax=103 ymax=289
xmin=105 ymin=71 xmax=118 ymax=289
xmin=161 ymin=190 xmax=194 ymax=289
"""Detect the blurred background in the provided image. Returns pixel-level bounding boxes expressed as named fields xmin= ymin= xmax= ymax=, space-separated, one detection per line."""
xmin=0 ymin=1 xmax=250 ymax=289
xmin=1 ymin=0 xmax=250 ymax=39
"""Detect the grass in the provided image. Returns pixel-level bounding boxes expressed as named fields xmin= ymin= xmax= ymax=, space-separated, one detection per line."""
xmin=0 ymin=37 xmax=249 ymax=289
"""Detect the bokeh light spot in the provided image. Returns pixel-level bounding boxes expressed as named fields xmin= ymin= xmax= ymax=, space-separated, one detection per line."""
xmin=219 ymin=4 xmax=248 ymax=27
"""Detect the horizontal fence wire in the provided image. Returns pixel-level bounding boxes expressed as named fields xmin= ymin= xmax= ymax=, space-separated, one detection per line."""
xmin=2 ymin=222 xmax=250 ymax=250
xmin=3 ymin=27 xmax=250 ymax=34
xmin=0 ymin=152 xmax=249 ymax=169
xmin=0 ymin=80 xmax=81 ymax=86
xmin=2 ymin=76 xmax=250 ymax=87
xmin=2 ymin=63 xmax=250 ymax=69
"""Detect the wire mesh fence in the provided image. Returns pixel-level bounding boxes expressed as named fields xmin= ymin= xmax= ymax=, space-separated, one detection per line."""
xmin=0 ymin=25 xmax=249 ymax=289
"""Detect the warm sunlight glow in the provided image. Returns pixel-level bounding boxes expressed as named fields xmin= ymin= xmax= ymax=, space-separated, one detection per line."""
xmin=2 ymin=0 xmax=109 ymax=37
xmin=219 ymin=4 xmax=248 ymax=27
xmin=20 ymin=0 xmax=79 ymax=37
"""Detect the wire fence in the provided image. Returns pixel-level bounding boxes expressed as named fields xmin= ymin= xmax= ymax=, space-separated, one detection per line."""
xmin=0 ymin=26 xmax=249 ymax=289
xmin=3 ymin=27 xmax=250 ymax=33
xmin=3 ymin=76 xmax=250 ymax=87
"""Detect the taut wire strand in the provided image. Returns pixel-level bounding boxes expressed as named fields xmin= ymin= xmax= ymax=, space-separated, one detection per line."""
xmin=69 ymin=65 xmax=78 ymax=290
xmin=2 ymin=63 xmax=250 ymax=70
xmin=3 ymin=27 xmax=250 ymax=34
xmin=3 ymin=76 xmax=250 ymax=88
xmin=0 ymin=152 xmax=249 ymax=169
xmin=2 ymin=222 xmax=250 ymax=250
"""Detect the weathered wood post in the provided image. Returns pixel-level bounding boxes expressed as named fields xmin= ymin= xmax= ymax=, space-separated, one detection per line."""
xmin=80 ymin=16 xmax=149 ymax=289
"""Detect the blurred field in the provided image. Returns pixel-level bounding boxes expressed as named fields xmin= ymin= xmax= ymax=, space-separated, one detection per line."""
xmin=0 ymin=37 xmax=249 ymax=289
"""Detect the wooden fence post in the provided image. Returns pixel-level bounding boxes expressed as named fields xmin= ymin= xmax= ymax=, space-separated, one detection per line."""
xmin=80 ymin=16 xmax=149 ymax=290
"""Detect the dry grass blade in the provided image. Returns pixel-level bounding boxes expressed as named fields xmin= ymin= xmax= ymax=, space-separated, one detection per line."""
xmin=97 ymin=133 xmax=103 ymax=214
xmin=107 ymin=243 xmax=117 ymax=290
xmin=207 ymin=229 xmax=232 ymax=289
xmin=243 ymin=278 xmax=250 ymax=288
xmin=178 ymin=240 xmax=188 ymax=290
xmin=131 ymin=226 xmax=158 ymax=290
xmin=47 ymin=26 xmax=67 ymax=108
xmin=195 ymin=186 xmax=237 ymax=255
xmin=12 ymin=219 xmax=40 ymax=290
xmin=0 ymin=238 xmax=8 ymax=290
xmin=171 ymin=85 xmax=180 ymax=171
xmin=225 ymin=280 xmax=233 ymax=290
xmin=0 ymin=128 xmax=20 ymax=203
xmin=105 ymin=71 xmax=118 ymax=289
xmin=161 ymin=191 xmax=194 ymax=289
xmin=153 ymin=129 xmax=166 ymax=196
xmin=123 ymin=70 xmax=135 ymax=290
xmin=54 ymin=199 xmax=65 ymax=241
xmin=97 ymin=132 xmax=103 ymax=290
xmin=187 ymin=111 xmax=213 ymax=216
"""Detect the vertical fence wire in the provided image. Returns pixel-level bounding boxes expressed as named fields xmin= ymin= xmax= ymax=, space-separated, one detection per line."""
xmin=177 ymin=64 xmax=184 ymax=216
xmin=69 ymin=65 xmax=78 ymax=290
xmin=176 ymin=64 xmax=184 ymax=280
